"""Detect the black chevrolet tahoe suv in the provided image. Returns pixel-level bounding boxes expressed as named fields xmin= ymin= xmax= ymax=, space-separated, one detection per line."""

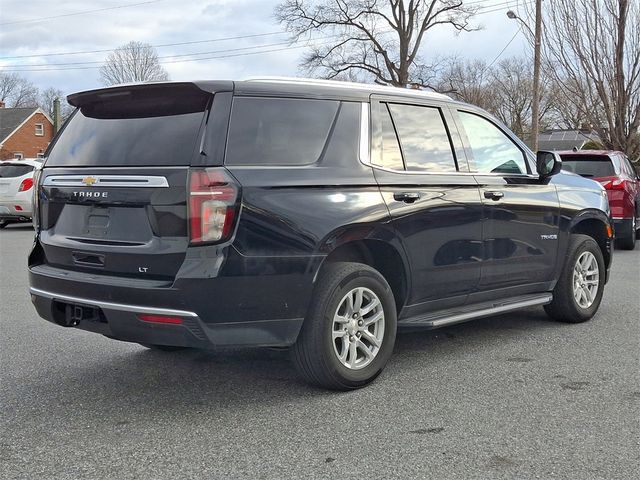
xmin=29 ymin=78 xmax=613 ymax=390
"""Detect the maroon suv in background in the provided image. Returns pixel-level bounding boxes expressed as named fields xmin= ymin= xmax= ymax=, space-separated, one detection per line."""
xmin=559 ymin=150 xmax=639 ymax=250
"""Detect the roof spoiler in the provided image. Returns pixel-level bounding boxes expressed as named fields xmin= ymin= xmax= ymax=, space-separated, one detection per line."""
xmin=67 ymin=81 xmax=233 ymax=107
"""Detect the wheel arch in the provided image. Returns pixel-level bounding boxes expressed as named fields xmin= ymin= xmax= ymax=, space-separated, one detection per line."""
xmin=569 ymin=211 xmax=613 ymax=270
xmin=315 ymin=237 xmax=410 ymax=315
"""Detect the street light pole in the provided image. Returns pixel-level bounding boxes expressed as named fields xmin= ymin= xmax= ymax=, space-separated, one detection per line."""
xmin=507 ymin=0 xmax=542 ymax=152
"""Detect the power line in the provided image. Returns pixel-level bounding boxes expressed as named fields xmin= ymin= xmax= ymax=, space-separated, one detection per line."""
xmin=0 ymin=0 xmax=529 ymax=73
xmin=477 ymin=2 xmax=528 ymax=16
xmin=1 ymin=0 xmax=524 ymax=61
xmin=0 ymin=33 xmax=351 ymax=70
xmin=0 ymin=42 xmax=335 ymax=73
xmin=487 ymin=26 xmax=522 ymax=68
xmin=0 ymin=0 xmax=168 ymax=27
xmin=0 ymin=31 xmax=287 ymax=60
xmin=1 ymin=40 xmax=299 ymax=68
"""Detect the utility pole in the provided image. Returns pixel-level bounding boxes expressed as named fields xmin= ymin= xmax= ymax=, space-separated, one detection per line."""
xmin=531 ymin=0 xmax=542 ymax=152
xmin=53 ymin=98 xmax=61 ymax=133
xmin=507 ymin=0 xmax=543 ymax=151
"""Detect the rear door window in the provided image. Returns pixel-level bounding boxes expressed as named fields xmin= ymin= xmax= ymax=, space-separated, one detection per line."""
xmin=387 ymin=103 xmax=457 ymax=172
xmin=225 ymin=97 xmax=340 ymax=166
xmin=0 ymin=164 xmax=34 ymax=177
xmin=560 ymin=155 xmax=616 ymax=177
xmin=376 ymin=103 xmax=405 ymax=171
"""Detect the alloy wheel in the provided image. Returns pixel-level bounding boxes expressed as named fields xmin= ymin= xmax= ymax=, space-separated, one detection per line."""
xmin=572 ymin=251 xmax=599 ymax=309
xmin=331 ymin=287 xmax=385 ymax=370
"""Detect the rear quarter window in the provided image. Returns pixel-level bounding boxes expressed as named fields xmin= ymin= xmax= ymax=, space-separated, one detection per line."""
xmin=225 ymin=97 xmax=340 ymax=166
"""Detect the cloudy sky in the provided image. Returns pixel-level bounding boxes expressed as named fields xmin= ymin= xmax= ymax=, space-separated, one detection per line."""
xmin=0 ymin=0 xmax=530 ymax=97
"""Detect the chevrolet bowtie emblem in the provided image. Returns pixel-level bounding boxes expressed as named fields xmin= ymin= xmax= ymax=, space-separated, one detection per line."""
xmin=81 ymin=176 xmax=98 ymax=186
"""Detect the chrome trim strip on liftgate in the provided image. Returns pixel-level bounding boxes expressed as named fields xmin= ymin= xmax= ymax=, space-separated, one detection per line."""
xmin=30 ymin=287 xmax=199 ymax=318
xmin=42 ymin=175 xmax=170 ymax=188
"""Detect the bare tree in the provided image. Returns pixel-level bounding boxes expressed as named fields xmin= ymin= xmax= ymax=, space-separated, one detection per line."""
xmin=275 ymin=0 xmax=479 ymax=88
xmin=545 ymin=80 xmax=590 ymax=130
xmin=99 ymin=41 xmax=170 ymax=86
xmin=0 ymin=72 xmax=39 ymax=107
xmin=38 ymin=88 xmax=73 ymax=121
xmin=488 ymin=58 xmax=534 ymax=138
xmin=431 ymin=55 xmax=558 ymax=141
xmin=540 ymin=0 xmax=640 ymax=158
xmin=435 ymin=56 xmax=493 ymax=108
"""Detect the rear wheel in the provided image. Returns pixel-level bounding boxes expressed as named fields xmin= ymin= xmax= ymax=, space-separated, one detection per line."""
xmin=292 ymin=262 xmax=397 ymax=390
xmin=544 ymin=234 xmax=605 ymax=323
xmin=616 ymin=214 xmax=636 ymax=250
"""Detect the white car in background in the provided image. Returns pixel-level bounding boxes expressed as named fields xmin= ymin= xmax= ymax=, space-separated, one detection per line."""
xmin=0 ymin=158 xmax=42 ymax=229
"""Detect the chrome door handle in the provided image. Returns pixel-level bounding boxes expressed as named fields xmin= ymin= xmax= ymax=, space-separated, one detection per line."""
xmin=484 ymin=191 xmax=504 ymax=201
xmin=393 ymin=192 xmax=421 ymax=203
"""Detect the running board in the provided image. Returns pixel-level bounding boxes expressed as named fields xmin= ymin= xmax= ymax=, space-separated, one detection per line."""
xmin=398 ymin=293 xmax=553 ymax=328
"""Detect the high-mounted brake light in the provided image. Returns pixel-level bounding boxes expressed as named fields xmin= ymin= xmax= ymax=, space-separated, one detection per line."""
xmin=18 ymin=178 xmax=34 ymax=192
xmin=188 ymin=168 xmax=240 ymax=244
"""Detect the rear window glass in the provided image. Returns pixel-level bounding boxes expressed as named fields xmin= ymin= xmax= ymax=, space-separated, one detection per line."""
xmin=225 ymin=97 xmax=339 ymax=166
xmin=46 ymin=88 xmax=209 ymax=167
xmin=0 ymin=164 xmax=34 ymax=177
xmin=560 ymin=155 xmax=616 ymax=177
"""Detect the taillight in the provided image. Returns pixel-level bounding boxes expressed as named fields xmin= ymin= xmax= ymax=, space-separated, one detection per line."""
xmin=188 ymin=168 xmax=240 ymax=244
xmin=32 ymin=169 xmax=42 ymax=231
xmin=600 ymin=179 xmax=626 ymax=190
xmin=18 ymin=178 xmax=34 ymax=192
xmin=609 ymin=179 xmax=626 ymax=190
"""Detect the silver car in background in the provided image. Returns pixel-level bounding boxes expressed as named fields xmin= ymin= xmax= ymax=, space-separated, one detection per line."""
xmin=0 ymin=158 xmax=42 ymax=229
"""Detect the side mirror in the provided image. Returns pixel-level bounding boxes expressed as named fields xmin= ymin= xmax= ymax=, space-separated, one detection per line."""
xmin=536 ymin=151 xmax=562 ymax=178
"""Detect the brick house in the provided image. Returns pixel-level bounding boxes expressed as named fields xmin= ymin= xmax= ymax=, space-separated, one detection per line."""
xmin=0 ymin=102 xmax=54 ymax=161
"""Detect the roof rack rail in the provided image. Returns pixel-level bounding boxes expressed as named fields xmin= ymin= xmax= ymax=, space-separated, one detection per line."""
xmin=244 ymin=76 xmax=450 ymax=100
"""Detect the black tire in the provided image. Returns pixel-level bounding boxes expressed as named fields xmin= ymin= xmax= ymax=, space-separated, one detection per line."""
xmin=292 ymin=262 xmax=397 ymax=390
xmin=138 ymin=343 xmax=189 ymax=352
xmin=616 ymin=214 xmax=636 ymax=250
xmin=0 ymin=220 xmax=8 ymax=229
xmin=544 ymin=234 xmax=605 ymax=323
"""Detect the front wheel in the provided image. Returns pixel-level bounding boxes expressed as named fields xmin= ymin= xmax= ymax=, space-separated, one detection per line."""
xmin=292 ymin=262 xmax=397 ymax=390
xmin=544 ymin=234 xmax=605 ymax=323
xmin=0 ymin=220 xmax=8 ymax=229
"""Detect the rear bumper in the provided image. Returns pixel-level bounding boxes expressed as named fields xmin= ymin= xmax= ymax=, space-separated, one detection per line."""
xmin=28 ymin=243 xmax=320 ymax=347
xmin=29 ymin=286 xmax=304 ymax=348
xmin=0 ymin=199 xmax=32 ymax=220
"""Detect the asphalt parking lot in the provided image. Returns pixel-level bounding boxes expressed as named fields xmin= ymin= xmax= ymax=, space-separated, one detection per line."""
xmin=1 ymin=223 xmax=638 ymax=479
